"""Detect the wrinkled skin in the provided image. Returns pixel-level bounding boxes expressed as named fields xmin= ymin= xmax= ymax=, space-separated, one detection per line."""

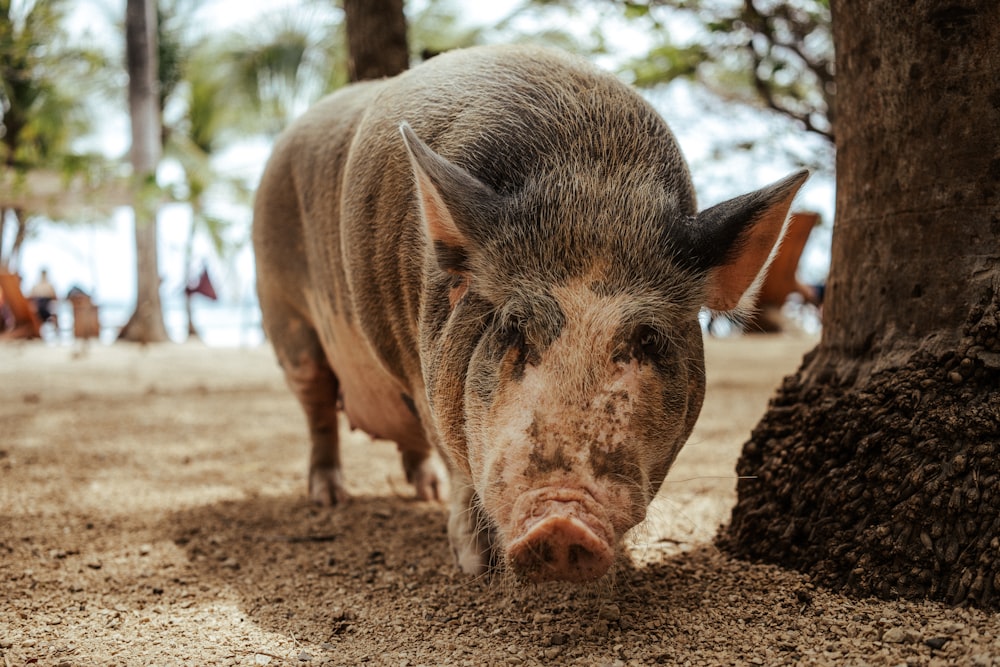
xmin=253 ymin=44 xmax=807 ymax=583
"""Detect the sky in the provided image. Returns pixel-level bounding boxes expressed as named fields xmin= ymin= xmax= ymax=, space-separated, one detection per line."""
xmin=8 ymin=0 xmax=834 ymax=328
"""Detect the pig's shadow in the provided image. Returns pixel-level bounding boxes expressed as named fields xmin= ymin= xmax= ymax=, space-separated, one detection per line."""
xmin=159 ymin=492 xmax=813 ymax=658
xmin=159 ymin=491 xmax=497 ymax=645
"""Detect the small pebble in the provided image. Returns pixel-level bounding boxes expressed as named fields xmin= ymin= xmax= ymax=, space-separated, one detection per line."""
xmin=882 ymin=627 xmax=913 ymax=644
xmin=599 ymin=603 xmax=621 ymax=622
xmin=925 ymin=636 xmax=950 ymax=650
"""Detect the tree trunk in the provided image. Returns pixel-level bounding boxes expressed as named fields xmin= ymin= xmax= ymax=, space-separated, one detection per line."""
xmin=343 ymin=0 xmax=408 ymax=82
xmin=9 ymin=209 xmax=26 ymax=273
xmin=722 ymin=0 xmax=1000 ymax=608
xmin=120 ymin=0 xmax=169 ymax=343
xmin=1 ymin=208 xmax=28 ymax=273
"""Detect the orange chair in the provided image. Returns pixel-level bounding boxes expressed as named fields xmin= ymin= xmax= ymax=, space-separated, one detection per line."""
xmin=0 ymin=272 xmax=42 ymax=339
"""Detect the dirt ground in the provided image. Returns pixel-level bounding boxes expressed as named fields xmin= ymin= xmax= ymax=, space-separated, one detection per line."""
xmin=2 ymin=334 xmax=999 ymax=666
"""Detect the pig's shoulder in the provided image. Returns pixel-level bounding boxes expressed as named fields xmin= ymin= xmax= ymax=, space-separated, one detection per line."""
xmin=275 ymin=79 xmax=387 ymax=152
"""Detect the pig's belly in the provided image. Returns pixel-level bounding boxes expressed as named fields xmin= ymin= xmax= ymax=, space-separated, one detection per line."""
xmin=321 ymin=311 xmax=425 ymax=451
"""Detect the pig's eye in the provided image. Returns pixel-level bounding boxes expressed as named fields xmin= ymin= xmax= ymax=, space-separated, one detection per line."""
xmin=500 ymin=326 xmax=520 ymax=350
xmin=632 ymin=325 xmax=667 ymax=362
xmin=502 ymin=324 xmax=530 ymax=355
xmin=499 ymin=322 xmax=539 ymax=369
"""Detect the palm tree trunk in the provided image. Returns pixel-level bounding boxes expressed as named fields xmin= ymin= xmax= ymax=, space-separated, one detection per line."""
xmin=723 ymin=0 xmax=1000 ymax=608
xmin=119 ymin=0 xmax=169 ymax=343
xmin=343 ymin=0 xmax=408 ymax=82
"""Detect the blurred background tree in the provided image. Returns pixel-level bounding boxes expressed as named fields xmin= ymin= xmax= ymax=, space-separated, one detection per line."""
xmin=118 ymin=0 xmax=169 ymax=342
xmin=612 ymin=0 xmax=833 ymax=140
xmin=0 ymin=0 xmax=111 ymax=272
xmin=2 ymin=0 xmax=834 ymax=342
xmin=343 ymin=0 xmax=408 ymax=81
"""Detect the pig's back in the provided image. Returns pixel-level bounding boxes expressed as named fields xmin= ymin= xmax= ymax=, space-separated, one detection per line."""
xmin=253 ymin=79 xmax=384 ymax=323
xmin=349 ymin=44 xmax=690 ymax=204
xmin=336 ymin=44 xmax=693 ymax=376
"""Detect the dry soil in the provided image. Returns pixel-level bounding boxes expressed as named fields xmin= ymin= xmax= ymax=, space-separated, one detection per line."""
xmin=2 ymin=335 xmax=999 ymax=666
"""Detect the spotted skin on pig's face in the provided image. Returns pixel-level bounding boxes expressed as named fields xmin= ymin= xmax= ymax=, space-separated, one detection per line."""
xmin=459 ymin=278 xmax=706 ymax=580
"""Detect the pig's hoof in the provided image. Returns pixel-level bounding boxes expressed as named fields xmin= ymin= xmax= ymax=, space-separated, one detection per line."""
xmin=404 ymin=456 xmax=447 ymax=501
xmin=506 ymin=514 xmax=614 ymax=583
xmin=309 ymin=467 xmax=350 ymax=506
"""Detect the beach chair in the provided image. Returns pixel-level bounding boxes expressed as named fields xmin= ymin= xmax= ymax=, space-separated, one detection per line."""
xmin=69 ymin=291 xmax=101 ymax=340
xmin=0 ymin=272 xmax=42 ymax=340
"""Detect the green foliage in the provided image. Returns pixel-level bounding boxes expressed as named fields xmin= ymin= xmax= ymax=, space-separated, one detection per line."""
xmin=0 ymin=0 xmax=116 ymax=268
xmin=629 ymin=42 xmax=706 ymax=86
xmin=0 ymin=0 xmax=106 ymax=168
xmin=615 ymin=0 xmax=834 ymax=140
xmin=511 ymin=0 xmax=833 ymax=141
xmin=409 ymin=0 xmax=483 ymax=57
xmin=408 ymin=0 xmax=595 ymax=61
xmin=219 ymin=4 xmax=346 ymax=136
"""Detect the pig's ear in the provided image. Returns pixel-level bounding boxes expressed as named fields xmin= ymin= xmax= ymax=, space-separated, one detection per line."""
xmin=399 ymin=122 xmax=498 ymax=273
xmin=693 ymin=170 xmax=809 ymax=313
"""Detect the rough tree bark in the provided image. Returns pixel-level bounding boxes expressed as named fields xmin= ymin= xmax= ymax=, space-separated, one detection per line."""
xmin=119 ymin=0 xmax=169 ymax=343
xmin=342 ymin=0 xmax=408 ymax=82
xmin=722 ymin=0 xmax=1000 ymax=608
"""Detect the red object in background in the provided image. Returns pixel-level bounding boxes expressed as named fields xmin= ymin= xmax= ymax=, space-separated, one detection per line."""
xmin=185 ymin=268 xmax=217 ymax=301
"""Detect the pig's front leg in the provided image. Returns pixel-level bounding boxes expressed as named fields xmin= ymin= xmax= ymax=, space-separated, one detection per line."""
xmin=447 ymin=475 xmax=496 ymax=575
xmin=296 ymin=362 xmax=349 ymax=506
xmin=273 ymin=340 xmax=349 ymax=506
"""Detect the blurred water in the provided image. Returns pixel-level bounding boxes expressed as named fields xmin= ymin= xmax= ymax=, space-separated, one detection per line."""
xmin=44 ymin=296 xmax=265 ymax=348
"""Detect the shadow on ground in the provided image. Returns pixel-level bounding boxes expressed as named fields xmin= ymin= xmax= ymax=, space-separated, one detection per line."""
xmin=158 ymin=492 xmax=813 ymax=665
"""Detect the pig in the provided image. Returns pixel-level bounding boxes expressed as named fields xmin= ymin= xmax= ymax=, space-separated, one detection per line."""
xmin=252 ymin=44 xmax=807 ymax=583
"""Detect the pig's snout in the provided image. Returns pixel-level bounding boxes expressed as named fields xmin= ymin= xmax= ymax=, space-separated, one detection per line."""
xmin=505 ymin=494 xmax=615 ymax=583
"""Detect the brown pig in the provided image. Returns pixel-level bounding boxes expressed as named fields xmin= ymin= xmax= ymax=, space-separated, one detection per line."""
xmin=252 ymin=44 xmax=807 ymax=583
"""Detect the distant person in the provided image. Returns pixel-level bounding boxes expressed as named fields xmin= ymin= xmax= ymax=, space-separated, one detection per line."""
xmin=28 ymin=268 xmax=59 ymax=330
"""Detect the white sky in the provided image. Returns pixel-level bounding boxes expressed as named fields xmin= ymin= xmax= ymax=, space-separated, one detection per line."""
xmin=10 ymin=0 xmax=833 ymax=315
